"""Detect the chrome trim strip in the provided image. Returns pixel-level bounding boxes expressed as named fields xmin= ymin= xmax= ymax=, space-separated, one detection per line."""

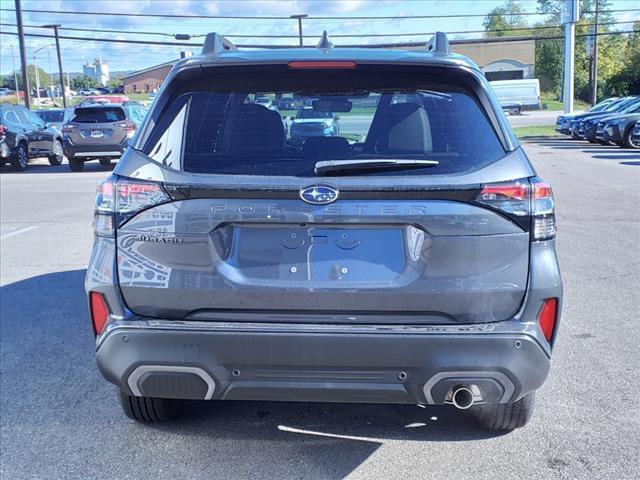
xmin=127 ymin=365 xmax=216 ymax=400
xmin=75 ymin=151 xmax=121 ymax=157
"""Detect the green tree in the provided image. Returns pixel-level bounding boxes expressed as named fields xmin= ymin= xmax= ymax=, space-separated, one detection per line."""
xmin=483 ymin=0 xmax=530 ymax=37
xmin=71 ymin=75 xmax=100 ymax=90
xmin=532 ymin=0 xmax=619 ymax=101
xmin=3 ymin=65 xmax=53 ymax=90
xmin=606 ymin=21 xmax=640 ymax=95
xmin=107 ymin=77 xmax=123 ymax=89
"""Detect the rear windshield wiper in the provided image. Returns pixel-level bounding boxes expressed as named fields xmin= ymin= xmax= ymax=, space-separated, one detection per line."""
xmin=314 ymin=158 xmax=439 ymax=176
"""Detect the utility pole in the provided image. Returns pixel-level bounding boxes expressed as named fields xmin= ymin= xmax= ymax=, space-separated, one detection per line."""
xmin=15 ymin=0 xmax=31 ymax=109
xmin=42 ymin=24 xmax=67 ymax=108
xmin=33 ymin=54 xmax=41 ymax=107
xmin=291 ymin=14 xmax=308 ymax=46
xmin=32 ymin=45 xmax=53 ymax=107
xmin=562 ymin=0 xmax=579 ymax=113
xmin=590 ymin=0 xmax=599 ymax=106
xmin=10 ymin=45 xmax=20 ymax=105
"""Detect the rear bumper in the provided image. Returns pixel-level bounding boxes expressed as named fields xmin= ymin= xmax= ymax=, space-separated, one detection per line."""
xmin=63 ymin=140 xmax=127 ymax=159
xmin=96 ymin=318 xmax=552 ymax=405
xmin=0 ymin=139 xmax=11 ymax=159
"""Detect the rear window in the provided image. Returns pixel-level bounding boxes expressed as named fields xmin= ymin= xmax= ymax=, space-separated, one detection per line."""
xmin=142 ymin=65 xmax=506 ymax=177
xmin=72 ymin=107 xmax=125 ymax=123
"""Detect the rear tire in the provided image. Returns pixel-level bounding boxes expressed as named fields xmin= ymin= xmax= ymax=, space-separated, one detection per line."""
xmin=472 ymin=392 xmax=536 ymax=431
xmin=68 ymin=157 xmax=85 ymax=172
xmin=118 ymin=390 xmax=181 ymax=423
xmin=48 ymin=140 xmax=64 ymax=166
xmin=11 ymin=142 xmax=28 ymax=171
xmin=623 ymin=127 xmax=640 ymax=149
xmin=99 ymin=158 xmax=112 ymax=167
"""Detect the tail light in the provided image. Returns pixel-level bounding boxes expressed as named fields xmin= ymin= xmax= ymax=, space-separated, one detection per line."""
xmin=0 ymin=124 xmax=6 ymax=135
xmin=475 ymin=177 xmax=556 ymax=240
xmin=538 ymin=298 xmax=558 ymax=342
xmin=93 ymin=176 xmax=170 ymax=237
xmin=89 ymin=291 xmax=110 ymax=336
xmin=115 ymin=121 xmax=137 ymax=138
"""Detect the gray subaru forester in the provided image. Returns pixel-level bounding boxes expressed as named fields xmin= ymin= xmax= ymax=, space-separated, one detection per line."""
xmin=86 ymin=32 xmax=562 ymax=430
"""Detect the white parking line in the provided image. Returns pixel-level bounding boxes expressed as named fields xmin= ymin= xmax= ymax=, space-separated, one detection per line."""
xmin=0 ymin=226 xmax=38 ymax=240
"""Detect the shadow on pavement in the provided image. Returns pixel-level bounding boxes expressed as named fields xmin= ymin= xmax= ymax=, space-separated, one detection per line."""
xmin=1 ymin=269 xmax=504 ymax=478
xmin=0 ymin=159 xmax=115 ymax=174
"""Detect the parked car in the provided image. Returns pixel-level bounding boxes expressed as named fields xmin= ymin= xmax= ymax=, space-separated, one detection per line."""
xmin=254 ymin=96 xmax=272 ymax=108
xmin=275 ymin=96 xmax=304 ymax=110
xmin=568 ymin=96 xmax=638 ymax=139
xmin=0 ymin=105 xmax=64 ymax=170
xmin=76 ymin=88 xmax=99 ymax=96
xmin=289 ymin=107 xmax=340 ymax=144
xmin=555 ymin=97 xmax=619 ymax=135
xmin=86 ymin=32 xmax=562 ymax=431
xmin=581 ymin=99 xmax=640 ymax=143
xmin=630 ymin=121 xmax=640 ymax=147
xmin=489 ymin=79 xmax=541 ymax=112
xmin=62 ymin=103 xmax=138 ymax=171
xmin=596 ymin=113 xmax=640 ymax=148
xmin=78 ymin=95 xmax=130 ymax=106
xmin=34 ymin=108 xmax=74 ymax=131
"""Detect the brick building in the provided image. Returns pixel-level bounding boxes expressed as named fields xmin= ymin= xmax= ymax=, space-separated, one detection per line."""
xmin=122 ymin=38 xmax=535 ymax=93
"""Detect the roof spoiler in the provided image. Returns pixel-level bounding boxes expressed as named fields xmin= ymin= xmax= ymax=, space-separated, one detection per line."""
xmin=426 ymin=32 xmax=450 ymax=54
xmin=201 ymin=33 xmax=238 ymax=55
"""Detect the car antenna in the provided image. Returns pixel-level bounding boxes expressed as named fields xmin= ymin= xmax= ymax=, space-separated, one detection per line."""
xmin=316 ymin=30 xmax=333 ymax=50
xmin=201 ymin=33 xmax=238 ymax=55
xmin=426 ymin=31 xmax=450 ymax=55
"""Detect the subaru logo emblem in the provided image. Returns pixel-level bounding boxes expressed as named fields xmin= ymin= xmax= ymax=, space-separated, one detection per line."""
xmin=299 ymin=185 xmax=339 ymax=205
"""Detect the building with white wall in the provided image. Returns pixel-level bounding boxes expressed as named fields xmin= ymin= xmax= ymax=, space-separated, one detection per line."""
xmin=83 ymin=58 xmax=110 ymax=86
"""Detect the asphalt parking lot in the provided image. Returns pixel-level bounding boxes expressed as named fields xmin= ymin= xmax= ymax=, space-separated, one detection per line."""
xmin=1 ymin=140 xmax=639 ymax=480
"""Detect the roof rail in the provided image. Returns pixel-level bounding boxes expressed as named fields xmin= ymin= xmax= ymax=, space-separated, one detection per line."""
xmin=426 ymin=31 xmax=450 ymax=55
xmin=316 ymin=30 xmax=333 ymax=49
xmin=201 ymin=33 xmax=238 ymax=55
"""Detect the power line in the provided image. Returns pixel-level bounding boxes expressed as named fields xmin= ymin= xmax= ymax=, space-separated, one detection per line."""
xmin=0 ymin=20 xmax=635 ymax=40
xmin=1 ymin=28 xmax=637 ymax=49
xmin=1 ymin=7 xmax=638 ymax=20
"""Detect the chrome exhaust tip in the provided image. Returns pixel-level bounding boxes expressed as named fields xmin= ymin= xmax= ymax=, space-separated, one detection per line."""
xmin=451 ymin=385 xmax=475 ymax=410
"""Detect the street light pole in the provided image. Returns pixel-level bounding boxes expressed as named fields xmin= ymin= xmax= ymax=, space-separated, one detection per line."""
xmin=42 ymin=24 xmax=66 ymax=108
xmin=590 ymin=0 xmax=599 ymax=106
xmin=33 ymin=54 xmax=41 ymax=107
xmin=32 ymin=44 xmax=54 ymax=108
xmin=15 ymin=0 xmax=31 ymax=109
xmin=561 ymin=0 xmax=579 ymax=114
xmin=290 ymin=14 xmax=308 ymax=46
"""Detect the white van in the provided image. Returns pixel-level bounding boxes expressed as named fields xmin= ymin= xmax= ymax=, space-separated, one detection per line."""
xmin=489 ymin=79 xmax=541 ymax=114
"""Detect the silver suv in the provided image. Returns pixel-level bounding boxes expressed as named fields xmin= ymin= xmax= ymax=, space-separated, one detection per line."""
xmin=86 ymin=32 xmax=562 ymax=430
xmin=63 ymin=103 xmax=146 ymax=171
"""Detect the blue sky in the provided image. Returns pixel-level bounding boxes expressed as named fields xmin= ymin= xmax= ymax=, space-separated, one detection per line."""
xmin=1 ymin=0 xmax=638 ymax=76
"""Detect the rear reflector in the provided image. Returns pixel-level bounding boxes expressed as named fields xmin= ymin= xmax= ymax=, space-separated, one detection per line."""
xmin=89 ymin=292 xmax=110 ymax=336
xmin=288 ymin=61 xmax=357 ymax=69
xmin=538 ymin=298 xmax=558 ymax=342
